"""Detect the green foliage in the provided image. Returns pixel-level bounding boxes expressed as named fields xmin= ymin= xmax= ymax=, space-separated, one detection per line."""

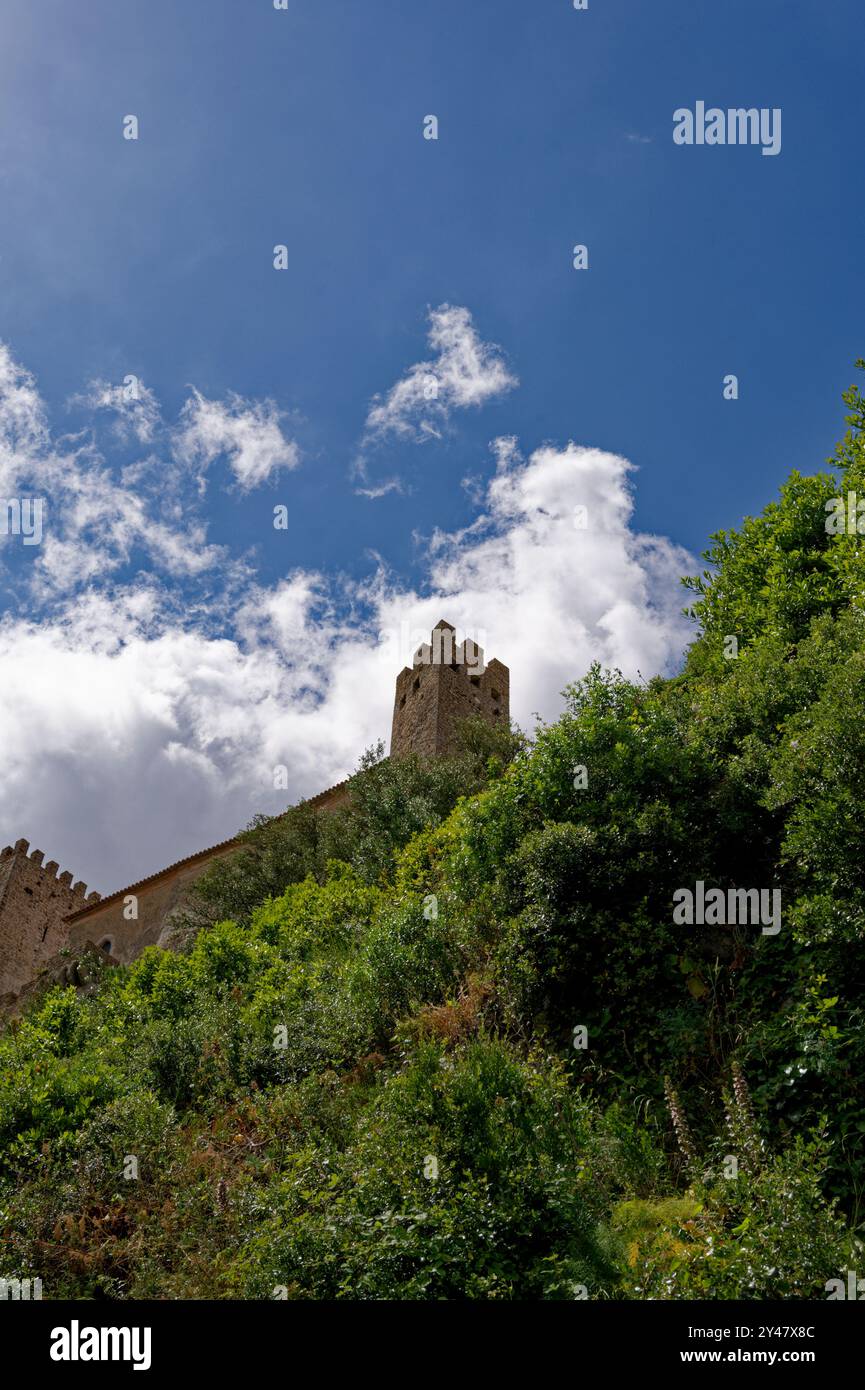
xmin=236 ymin=1041 xmax=626 ymax=1300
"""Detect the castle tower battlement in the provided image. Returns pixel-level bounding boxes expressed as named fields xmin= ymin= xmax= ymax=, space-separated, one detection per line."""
xmin=390 ymin=619 xmax=510 ymax=759
xmin=0 ymin=840 xmax=100 ymax=997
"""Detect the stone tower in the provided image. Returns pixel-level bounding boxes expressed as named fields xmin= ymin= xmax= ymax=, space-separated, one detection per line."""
xmin=0 ymin=840 xmax=100 ymax=998
xmin=390 ymin=619 xmax=510 ymax=758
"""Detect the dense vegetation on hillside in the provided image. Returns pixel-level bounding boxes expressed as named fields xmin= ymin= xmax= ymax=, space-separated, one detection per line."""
xmin=2 ymin=370 xmax=865 ymax=1300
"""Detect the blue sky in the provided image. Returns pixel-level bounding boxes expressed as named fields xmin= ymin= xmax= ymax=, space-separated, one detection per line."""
xmin=0 ymin=0 xmax=862 ymax=888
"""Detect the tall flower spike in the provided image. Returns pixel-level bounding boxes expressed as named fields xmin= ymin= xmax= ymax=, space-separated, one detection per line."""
xmin=664 ymin=1075 xmax=698 ymax=1167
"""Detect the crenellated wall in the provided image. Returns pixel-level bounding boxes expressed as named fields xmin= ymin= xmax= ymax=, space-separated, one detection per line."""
xmin=390 ymin=620 xmax=510 ymax=759
xmin=0 ymin=840 xmax=100 ymax=996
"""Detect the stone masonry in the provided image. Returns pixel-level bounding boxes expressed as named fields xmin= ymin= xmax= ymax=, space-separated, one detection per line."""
xmin=390 ymin=619 xmax=509 ymax=758
xmin=0 ymin=841 xmax=100 ymax=997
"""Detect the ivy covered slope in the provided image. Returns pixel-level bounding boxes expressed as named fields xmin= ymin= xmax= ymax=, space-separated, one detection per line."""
xmin=3 ymin=371 xmax=865 ymax=1301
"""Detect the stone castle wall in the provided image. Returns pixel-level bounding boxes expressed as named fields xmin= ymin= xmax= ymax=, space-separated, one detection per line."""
xmin=0 ymin=841 xmax=100 ymax=996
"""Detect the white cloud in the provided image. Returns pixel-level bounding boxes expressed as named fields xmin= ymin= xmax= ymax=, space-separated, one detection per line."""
xmin=0 ymin=344 xmax=50 ymax=495
xmin=0 ymin=347 xmax=280 ymax=597
xmin=354 ymin=305 xmax=517 ymax=492
xmin=174 ymin=389 xmax=300 ymax=491
xmin=20 ymin=447 xmax=228 ymax=600
xmin=69 ymin=377 xmax=162 ymax=444
xmin=353 ymin=475 xmax=405 ymax=501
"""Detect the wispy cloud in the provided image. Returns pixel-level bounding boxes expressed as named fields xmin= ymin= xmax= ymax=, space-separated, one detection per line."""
xmin=69 ymin=377 xmax=162 ymax=444
xmin=173 ymin=389 xmax=301 ymax=491
xmin=353 ymin=304 xmax=518 ymax=494
xmin=0 ymin=344 xmax=285 ymax=599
